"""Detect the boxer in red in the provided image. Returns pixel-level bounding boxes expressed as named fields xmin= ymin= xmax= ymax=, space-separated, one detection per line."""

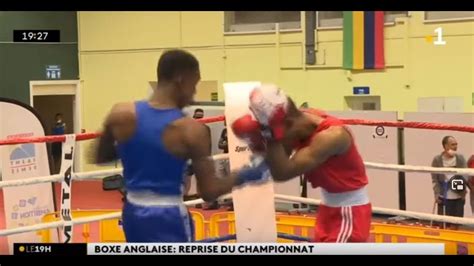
xmin=232 ymin=84 xmax=372 ymax=242
xmin=468 ymin=155 xmax=474 ymax=214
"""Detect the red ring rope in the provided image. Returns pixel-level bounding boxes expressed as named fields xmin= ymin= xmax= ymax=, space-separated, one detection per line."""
xmin=0 ymin=116 xmax=226 ymax=146
xmin=340 ymin=119 xmax=474 ymax=133
xmin=0 ymin=133 xmax=102 ymax=146
xmin=198 ymin=115 xmax=225 ymax=124
xmin=0 ymin=115 xmax=472 ymax=146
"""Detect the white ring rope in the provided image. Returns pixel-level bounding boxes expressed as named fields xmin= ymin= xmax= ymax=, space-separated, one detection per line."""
xmin=274 ymin=194 xmax=474 ymax=226
xmin=0 ymin=168 xmax=124 ymax=188
xmin=0 ymin=148 xmax=473 ymax=237
xmin=210 ymin=153 xmax=229 ymax=161
xmin=0 ymin=154 xmax=473 ymax=189
xmin=0 ymin=195 xmax=232 ymax=237
xmin=0 ymin=192 xmax=472 ymax=237
xmin=0 ymin=155 xmax=228 ymax=189
xmin=365 ymin=162 xmax=474 ymax=176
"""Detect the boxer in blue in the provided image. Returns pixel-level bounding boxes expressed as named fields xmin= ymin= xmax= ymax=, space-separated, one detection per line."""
xmin=94 ymin=49 xmax=269 ymax=242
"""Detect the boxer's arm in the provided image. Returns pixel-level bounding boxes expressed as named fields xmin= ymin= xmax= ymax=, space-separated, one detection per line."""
xmin=95 ymin=102 xmax=136 ymax=164
xmin=186 ymin=121 xmax=241 ymax=202
xmin=265 ymin=126 xmax=351 ymax=181
xmin=107 ymin=102 xmax=136 ymax=142
xmin=281 ymin=139 xmax=295 ymax=156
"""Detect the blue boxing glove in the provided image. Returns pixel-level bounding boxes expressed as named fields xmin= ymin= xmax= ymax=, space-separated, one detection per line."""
xmin=235 ymin=156 xmax=271 ymax=186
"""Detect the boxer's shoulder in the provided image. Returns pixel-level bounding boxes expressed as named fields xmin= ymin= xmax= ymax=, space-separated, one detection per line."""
xmin=166 ymin=118 xmax=211 ymax=159
xmin=324 ymin=125 xmax=348 ymax=137
xmin=105 ymin=102 xmax=137 ymax=143
xmin=110 ymin=102 xmax=135 ymax=116
xmin=108 ymin=102 xmax=136 ymax=125
xmin=171 ymin=117 xmax=210 ymax=140
xmin=310 ymin=126 xmax=352 ymax=154
xmin=172 ymin=115 xmax=199 ymax=126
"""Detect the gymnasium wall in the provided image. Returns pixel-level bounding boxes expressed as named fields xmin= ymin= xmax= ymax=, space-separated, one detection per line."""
xmin=0 ymin=12 xmax=79 ymax=104
xmin=77 ymin=11 xmax=474 ymax=170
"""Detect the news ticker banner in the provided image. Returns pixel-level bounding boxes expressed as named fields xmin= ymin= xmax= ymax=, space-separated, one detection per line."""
xmin=14 ymin=243 xmax=445 ymax=255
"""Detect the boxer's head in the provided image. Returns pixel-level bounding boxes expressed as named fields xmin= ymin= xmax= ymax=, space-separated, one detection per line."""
xmin=157 ymin=49 xmax=201 ymax=108
xmin=249 ymin=84 xmax=289 ymax=140
xmin=249 ymin=84 xmax=311 ymax=140
xmin=281 ymin=97 xmax=314 ymax=140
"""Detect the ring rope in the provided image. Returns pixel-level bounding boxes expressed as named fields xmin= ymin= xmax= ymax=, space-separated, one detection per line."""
xmin=0 ymin=154 xmax=231 ymax=189
xmin=364 ymin=161 xmax=474 ymax=175
xmin=0 ymin=116 xmax=225 ymax=146
xmin=0 ymin=193 xmax=472 ymax=237
xmin=1 ymin=154 xmax=473 ymax=189
xmin=0 ymin=169 xmax=121 ymax=189
xmin=339 ymin=119 xmax=474 ymax=133
xmin=194 ymin=233 xmax=311 ymax=242
xmin=274 ymin=194 xmax=474 ymax=226
xmin=0 ymin=115 xmax=473 ymax=238
xmin=277 ymin=233 xmax=311 ymax=242
xmin=0 ymin=195 xmax=232 ymax=237
xmin=1 ymin=115 xmax=473 ymax=146
xmin=0 ymin=132 xmax=101 ymax=146
xmin=196 ymin=235 xmax=236 ymax=243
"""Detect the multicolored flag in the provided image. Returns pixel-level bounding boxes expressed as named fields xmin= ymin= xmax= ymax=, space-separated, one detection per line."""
xmin=343 ymin=11 xmax=385 ymax=70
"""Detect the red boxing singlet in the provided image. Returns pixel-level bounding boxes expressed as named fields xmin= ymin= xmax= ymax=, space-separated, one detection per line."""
xmin=296 ymin=109 xmax=368 ymax=193
xmin=296 ymin=109 xmax=372 ymax=243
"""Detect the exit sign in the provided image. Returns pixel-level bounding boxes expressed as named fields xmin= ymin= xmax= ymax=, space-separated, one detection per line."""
xmin=353 ymin=86 xmax=370 ymax=95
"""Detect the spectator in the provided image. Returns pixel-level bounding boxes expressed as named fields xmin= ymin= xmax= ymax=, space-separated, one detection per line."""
xmin=193 ymin=108 xmax=204 ymax=120
xmin=218 ymin=120 xmax=228 ymax=154
xmin=431 ymin=136 xmax=467 ymax=229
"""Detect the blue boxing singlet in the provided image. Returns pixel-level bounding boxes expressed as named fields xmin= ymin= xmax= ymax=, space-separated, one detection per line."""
xmin=116 ymin=101 xmax=194 ymax=242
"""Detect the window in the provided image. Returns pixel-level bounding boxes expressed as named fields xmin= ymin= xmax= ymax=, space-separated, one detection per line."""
xmin=317 ymin=11 xmax=408 ymax=28
xmin=345 ymin=96 xmax=381 ymax=111
xmin=317 ymin=11 xmax=343 ymax=28
xmin=224 ymin=11 xmax=301 ymax=33
xmin=424 ymin=11 xmax=474 ymax=21
xmin=385 ymin=11 xmax=409 ymax=22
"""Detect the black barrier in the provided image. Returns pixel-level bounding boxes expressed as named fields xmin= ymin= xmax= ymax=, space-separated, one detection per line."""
xmin=195 ymin=233 xmax=311 ymax=243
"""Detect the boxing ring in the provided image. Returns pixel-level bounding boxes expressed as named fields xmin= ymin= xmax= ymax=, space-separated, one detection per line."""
xmin=0 ymin=115 xmax=474 ymax=254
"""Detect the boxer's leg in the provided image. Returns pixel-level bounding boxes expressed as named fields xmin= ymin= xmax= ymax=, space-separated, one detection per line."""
xmin=314 ymin=203 xmax=371 ymax=243
xmin=314 ymin=204 xmax=345 ymax=242
xmin=346 ymin=203 xmax=372 ymax=242
xmin=122 ymin=200 xmax=194 ymax=242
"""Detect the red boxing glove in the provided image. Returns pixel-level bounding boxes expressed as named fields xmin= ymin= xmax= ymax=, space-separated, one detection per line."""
xmin=266 ymin=105 xmax=287 ymax=141
xmin=249 ymin=84 xmax=289 ymax=141
xmin=231 ymin=114 xmax=266 ymax=154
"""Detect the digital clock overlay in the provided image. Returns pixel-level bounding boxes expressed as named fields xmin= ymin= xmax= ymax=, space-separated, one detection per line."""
xmin=13 ymin=30 xmax=60 ymax=42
